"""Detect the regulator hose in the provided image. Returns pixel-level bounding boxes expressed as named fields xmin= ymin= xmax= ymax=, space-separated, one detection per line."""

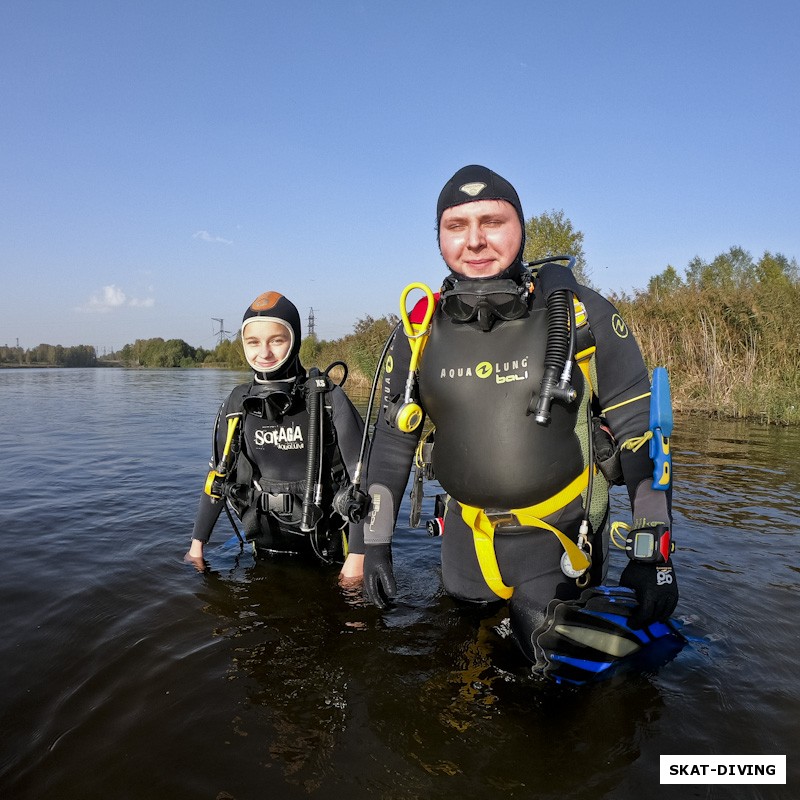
xmin=524 ymin=256 xmax=580 ymax=425
xmin=531 ymin=288 xmax=577 ymax=424
xmin=300 ymin=367 xmax=323 ymax=532
xmin=332 ymin=318 xmax=407 ymax=525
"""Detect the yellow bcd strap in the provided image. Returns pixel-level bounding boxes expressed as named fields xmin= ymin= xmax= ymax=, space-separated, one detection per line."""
xmin=459 ymin=466 xmax=593 ymax=600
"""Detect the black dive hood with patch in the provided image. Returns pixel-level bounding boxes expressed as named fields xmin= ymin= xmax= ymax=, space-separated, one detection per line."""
xmin=241 ymin=291 xmax=305 ymax=382
xmin=437 ymin=165 xmax=528 ymax=315
xmin=436 ymin=164 xmax=527 ymax=270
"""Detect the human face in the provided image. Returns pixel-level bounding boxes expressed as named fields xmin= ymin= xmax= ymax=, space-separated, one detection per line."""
xmin=242 ymin=319 xmax=293 ymax=373
xmin=439 ymin=199 xmax=523 ymax=278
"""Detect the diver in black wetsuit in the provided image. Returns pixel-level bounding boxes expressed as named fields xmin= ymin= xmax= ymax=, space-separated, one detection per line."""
xmin=186 ymin=292 xmax=366 ymax=581
xmin=360 ymin=165 xmax=679 ymax=664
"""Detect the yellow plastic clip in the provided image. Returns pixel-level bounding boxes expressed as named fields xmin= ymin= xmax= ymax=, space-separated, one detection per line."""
xmin=395 ymin=283 xmax=435 ymax=433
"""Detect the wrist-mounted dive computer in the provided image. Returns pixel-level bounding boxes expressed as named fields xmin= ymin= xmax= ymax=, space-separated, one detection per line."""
xmin=624 ymin=523 xmax=674 ymax=564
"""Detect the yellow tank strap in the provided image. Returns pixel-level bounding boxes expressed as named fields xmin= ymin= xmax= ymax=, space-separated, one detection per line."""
xmin=459 ymin=466 xmax=592 ymax=600
xmin=573 ymin=297 xmax=595 ymax=390
xmin=575 ymin=344 xmax=596 ymax=391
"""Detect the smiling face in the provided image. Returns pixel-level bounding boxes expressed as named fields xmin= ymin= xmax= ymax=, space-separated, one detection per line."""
xmin=438 ymin=199 xmax=523 ymax=278
xmin=241 ymin=319 xmax=293 ymax=373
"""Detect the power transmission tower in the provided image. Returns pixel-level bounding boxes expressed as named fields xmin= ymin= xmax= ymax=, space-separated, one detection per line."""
xmin=211 ymin=318 xmax=231 ymax=345
xmin=307 ymin=308 xmax=316 ymax=339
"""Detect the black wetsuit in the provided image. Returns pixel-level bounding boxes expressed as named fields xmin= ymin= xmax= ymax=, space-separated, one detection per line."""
xmin=192 ymin=377 xmax=365 ymax=561
xmin=362 ymin=279 xmax=670 ymax=652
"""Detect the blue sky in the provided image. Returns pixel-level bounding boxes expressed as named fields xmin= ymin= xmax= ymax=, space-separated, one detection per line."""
xmin=2 ymin=0 xmax=798 ymax=352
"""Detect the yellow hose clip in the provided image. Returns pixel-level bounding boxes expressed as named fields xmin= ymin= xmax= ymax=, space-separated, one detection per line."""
xmin=204 ymin=414 xmax=241 ymax=499
xmin=395 ymin=282 xmax=435 ymax=433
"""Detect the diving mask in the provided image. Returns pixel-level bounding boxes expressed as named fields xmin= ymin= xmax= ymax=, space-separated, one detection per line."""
xmin=242 ymin=387 xmax=297 ymax=420
xmin=440 ymin=278 xmax=530 ymax=331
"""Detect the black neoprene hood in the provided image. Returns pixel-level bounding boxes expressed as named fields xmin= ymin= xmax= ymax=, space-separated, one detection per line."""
xmin=241 ymin=291 xmax=303 ymax=380
xmin=436 ymin=164 xmax=525 ymax=230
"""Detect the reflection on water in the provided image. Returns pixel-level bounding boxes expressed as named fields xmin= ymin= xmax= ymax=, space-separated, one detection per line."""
xmin=0 ymin=370 xmax=797 ymax=799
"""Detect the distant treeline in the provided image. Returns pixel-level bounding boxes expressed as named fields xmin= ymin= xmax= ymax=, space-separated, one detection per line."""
xmin=115 ymin=338 xmax=215 ymax=368
xmin=1 ymin=343 xmax=98 ymax=367
xmin=4 ymin=244 xmax=798 ymax=424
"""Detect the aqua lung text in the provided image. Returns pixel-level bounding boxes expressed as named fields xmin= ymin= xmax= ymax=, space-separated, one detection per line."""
xmin=439 ymin=357 xmax=529 ymax=383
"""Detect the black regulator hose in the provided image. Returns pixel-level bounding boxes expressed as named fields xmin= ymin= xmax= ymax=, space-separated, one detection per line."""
xmin=333 ymin=322 xmax=402 ymax=523
xmin=300 ymin=367 xmax=322 ymax=532
xmin=531 ymin=288 xmax=578 ymax=424
xmin=526 ymin=255 xmax=579 ymax=425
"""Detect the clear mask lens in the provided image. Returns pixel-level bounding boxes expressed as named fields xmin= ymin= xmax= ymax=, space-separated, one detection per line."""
xmin=242 ymin=390 xmax=294 ymax=419
xmin=440 ymin=279 xmax=529 ymax=325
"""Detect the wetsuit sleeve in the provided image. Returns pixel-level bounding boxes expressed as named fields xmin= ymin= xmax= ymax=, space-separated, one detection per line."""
xmin=329 ymin=385 xmax=365 ymax=480
xmin=190 ymin=391 xmax=237 ymax=543
xmin=360 ymin=325 xmax=424 ymax=545
xmin=191 ymin=492 xmax=224 ymax=543
xmin=329 ymin=385 xmax=367 ymax=553
xmin=581 ymin=288 xmax=671 ymax=522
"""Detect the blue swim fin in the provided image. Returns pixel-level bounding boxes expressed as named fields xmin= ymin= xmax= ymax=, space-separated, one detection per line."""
xmin=532 ymin=585 xmax=685 ymax=685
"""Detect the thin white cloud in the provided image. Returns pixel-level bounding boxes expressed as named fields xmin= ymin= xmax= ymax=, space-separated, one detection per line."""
xmin=79 ymin=285 xmax=156 ymax=313
xmin=193 ymin=230 xmax=233 ymax=245
xmin=88 ymin=285 xmax=127 ymax=312
xmin=128 ymin=297 xmax=155 ymax=308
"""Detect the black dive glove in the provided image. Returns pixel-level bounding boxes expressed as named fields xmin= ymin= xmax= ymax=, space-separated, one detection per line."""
xmin=619 ymin=559 xmax=679 ymax=629
xmin=363 ymin=544 xmax=396 ymax=608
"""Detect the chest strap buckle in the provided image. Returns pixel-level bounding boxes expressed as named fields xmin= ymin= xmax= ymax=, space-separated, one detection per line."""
xmin=259 ymin=492 xmax=294 ymax=514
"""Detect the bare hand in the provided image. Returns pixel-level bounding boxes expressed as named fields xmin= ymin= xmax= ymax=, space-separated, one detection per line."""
xmin=183 ymin=551 xmax=207 ymax=572
xmin=184 ymin=539 xmax=207 ymax=572
xmin=338 ymin=552 xmax=365 ymax=586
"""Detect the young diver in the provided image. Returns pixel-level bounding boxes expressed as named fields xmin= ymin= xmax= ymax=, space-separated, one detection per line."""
xmin=185 ymin=291 xmax=365 ymax=582
xmin=359 ymin=165 xmax=680 ymax=677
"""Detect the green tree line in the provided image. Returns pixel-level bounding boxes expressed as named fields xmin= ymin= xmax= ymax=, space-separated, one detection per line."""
xmin=115 ymin=338 xmax=214 ymax=368
xmin=612 ymin=247 xmax=799 ymax=424
xmin=1 ymin=343 xmax=98 ymax=367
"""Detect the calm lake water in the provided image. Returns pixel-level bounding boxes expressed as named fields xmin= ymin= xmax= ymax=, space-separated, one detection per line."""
xmin=0 ymin=368 xmax=797 ymax=800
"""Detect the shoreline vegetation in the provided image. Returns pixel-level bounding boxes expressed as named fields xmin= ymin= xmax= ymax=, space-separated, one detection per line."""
xmin=4 ymin=243 xmax=798 ymax=425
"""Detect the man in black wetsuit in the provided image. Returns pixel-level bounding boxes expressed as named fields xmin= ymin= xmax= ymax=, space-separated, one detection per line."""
xmin=360 ymin=165 xmax=678 ymax=664
xmin=186 ymin=291 xmax=365 ymax=581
